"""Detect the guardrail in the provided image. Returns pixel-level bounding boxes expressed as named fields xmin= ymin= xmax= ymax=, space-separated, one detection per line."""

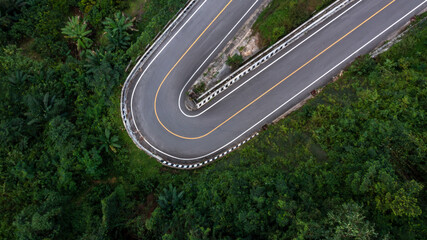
xmin=159 ymin=133 xmax=259 ymax=169
xmin=194 ymin=0 xmax=356 ymax=109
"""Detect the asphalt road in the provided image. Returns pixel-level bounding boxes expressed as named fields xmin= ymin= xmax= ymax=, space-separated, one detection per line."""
xmin=125 ymin=0 xmax=427 ymax=166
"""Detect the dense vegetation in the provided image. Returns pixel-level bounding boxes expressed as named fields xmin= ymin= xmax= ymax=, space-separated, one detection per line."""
xmin=254 ymin=0 xmax=335 ymax=47
xmin=0 ymin=0 xmax=426 ymax=239
xmin=142 ymin=19 xmax=427 ymax=239
xmin=0 ymin=0 xmax=187 ymax=239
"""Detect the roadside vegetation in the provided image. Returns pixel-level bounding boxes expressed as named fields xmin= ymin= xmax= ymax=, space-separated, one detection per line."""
xmin=226 ymin=53 xmax=244 ymax=71
xmin=0 ymin=0 xmax=187 ymax=239
xmin=253 ymin=0 xmax=335 ymax=47
xmin=0 ymin=0 xmax=426 ymax=239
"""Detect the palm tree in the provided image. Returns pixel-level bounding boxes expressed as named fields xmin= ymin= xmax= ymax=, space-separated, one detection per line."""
xmin=98 ymin=128 xmax=121 ymax=153
xmin=24 ymin=92 xmax=64 ymax=126
xmin=102 ymin=12 xmax=135 ymax=51
xmin=0 ymin=0 xmax=27 ymax=17
xmin=7 ymin=71 xmax=30 ymax=103
xmin=0 ymin=11 xmax=9 ymax=29
xmin=7 ymin=70 xmax=29 ymax=86
xmin=0 ymin=0 xmax=27 ymax=30
xmin=85 ymin=49 xmax=113 ymax=73
xmin=61 ymin=16 xmax=93 ymax=54
xmin=158 ymin=184 xmax=184 ymax=214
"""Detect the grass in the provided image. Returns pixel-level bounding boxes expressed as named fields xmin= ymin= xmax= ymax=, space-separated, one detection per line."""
xmin=124 ymin=0 xmax=148 ymax=18
xmin=110 ymin=89 xmax=161 ymax=179
xmin=19 ymin=39 xmax=42 ymax=61
xmin=253 ymin=0 xmax=335 ymax=47
xmin=126 ymin=140 xmax=161 ymax=179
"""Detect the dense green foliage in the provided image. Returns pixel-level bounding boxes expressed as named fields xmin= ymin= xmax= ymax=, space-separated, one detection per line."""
xmin=103 ymin=12 xmax=135 ymax=51
xmin=0 ymin=0 xmax=187 ymax=239
xmin=0 ymin=0 xmax=426 ymax=239
xmin=126 ymin=0 xmax=188 ymax=61
xmin=61 ymin=16 xmax=93 ymax=54
xmin=254 ymin=0 xmax=335 ymax=47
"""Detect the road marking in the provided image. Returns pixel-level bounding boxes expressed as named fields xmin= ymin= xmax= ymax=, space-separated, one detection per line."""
xmin=143 ymin=0 xmax=427 ymax=161
xmin=178 ymin=0 xmax=260 ymax=118
xmin=131 ymin=0 xmax=209 ymax=139
xmin=155 ymin=0 xmax=396 ymax=140
xmin=180 ymin=0 xmax=362 ymax=118
xmin=154 ymin=0 xmax=234 ymax=139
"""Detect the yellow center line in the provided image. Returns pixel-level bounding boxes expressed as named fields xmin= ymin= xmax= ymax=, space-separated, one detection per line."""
xmin=154 ymin=0 xmax=233 ymax=139
xmin=154 ymin=0 xmax=396 ymax=140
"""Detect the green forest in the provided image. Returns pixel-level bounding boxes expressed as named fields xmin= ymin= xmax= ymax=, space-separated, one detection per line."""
xmin=0 ymin=0 xmax=426 ymax=239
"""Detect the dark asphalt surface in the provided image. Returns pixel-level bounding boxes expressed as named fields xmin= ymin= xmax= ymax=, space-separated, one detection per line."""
xmin=127 ymin=0 xmax=427 ymax=164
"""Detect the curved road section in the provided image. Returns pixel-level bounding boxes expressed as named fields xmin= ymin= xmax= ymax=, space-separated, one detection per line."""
xmin=123 ymin=0 xmax=427 ymax=168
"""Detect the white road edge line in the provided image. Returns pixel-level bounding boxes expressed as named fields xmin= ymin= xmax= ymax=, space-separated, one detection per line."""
xmin=142 ymin=0 xmax=427 ymax=161
xmin=177 ymin=0 xmax=260 ymax=117
xmin=179 ymin=0 xmax=362 ymax=118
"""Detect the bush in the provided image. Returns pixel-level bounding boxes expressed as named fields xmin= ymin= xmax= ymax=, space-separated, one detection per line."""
xmin=253 ymin=0 xmax=335 ymax=47
xmin=226 ymin=54 xmax=244 ymax=70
